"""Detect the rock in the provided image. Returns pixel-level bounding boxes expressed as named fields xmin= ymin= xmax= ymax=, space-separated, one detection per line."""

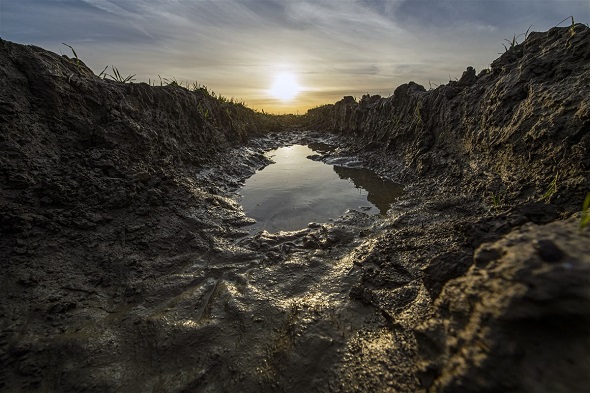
xmin=473 ymin=245 xmax=502 ymax=267
xmin=515 ymin=202 xmax=559 ymax=224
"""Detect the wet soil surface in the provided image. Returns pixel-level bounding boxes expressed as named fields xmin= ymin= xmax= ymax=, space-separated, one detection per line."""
xmin=4 ymin=128 xmax=587 ymax=393
xmin=0 ymin=129 xmax=412 ymax=392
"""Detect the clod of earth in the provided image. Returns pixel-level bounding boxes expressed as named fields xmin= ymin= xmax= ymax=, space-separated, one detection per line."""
xmin=1 ymin=25 xmax=589 ymax=393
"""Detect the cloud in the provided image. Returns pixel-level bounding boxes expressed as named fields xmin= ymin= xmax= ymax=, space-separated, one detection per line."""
xmin=1 ymin=0 xmax=157 ymax=44
xmin=1 ymin=0 xmax=588 ymax=113
xmin=390 ymin=0 xmax=588 ymax=33
xmin=78 ymin=0 xmax=137 ymax=18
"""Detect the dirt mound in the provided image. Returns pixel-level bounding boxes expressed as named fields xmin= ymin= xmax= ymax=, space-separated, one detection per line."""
xmin=0 ymin=38 xmax=287 ymax=392
xmin=305 ymin=24 xmax=590 ymax=392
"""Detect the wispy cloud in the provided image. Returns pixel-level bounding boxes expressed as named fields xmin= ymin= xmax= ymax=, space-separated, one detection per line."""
xmin=78 ymin=0 xmax=137 ymax=18
xmin=1 ymin=0 xmax=588 ymax=113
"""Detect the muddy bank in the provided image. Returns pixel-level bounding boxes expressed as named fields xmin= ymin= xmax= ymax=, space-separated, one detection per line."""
xmin=1 ymin=26 xmax=589 ymax=393
xmin=305 ymin=25 xmax=590 ymax=210
xmin=302 ymin=25 xmax=590 ymax=391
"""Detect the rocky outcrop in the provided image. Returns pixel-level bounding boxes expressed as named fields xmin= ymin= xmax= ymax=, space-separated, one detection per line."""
xmin=306 ymin=25 xmax=590 ymax=210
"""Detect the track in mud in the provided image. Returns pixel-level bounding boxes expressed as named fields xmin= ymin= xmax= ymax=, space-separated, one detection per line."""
xmin=3 ymin=128 xmax=588 ymax=393
xmin=0 ymin=130 xmax=420 ymax=392
xmin=113 ymin=131 xmax=415 ymax=392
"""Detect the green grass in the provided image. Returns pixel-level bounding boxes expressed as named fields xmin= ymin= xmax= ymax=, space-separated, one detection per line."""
xmin=62 ymin=43 xmax=80 ymax=68
xmin=486 ymin=191 xmax=502 ymax=213
xmin=104 ymin=66 xmax=136 ymax=83
xmin=555 ymin=15 xmax=575 ymax=28
xmin=581 ymin=192 xmax=590 ymax=231
xmin=490 ymin=193 xmax=500 ymax=209
xmin=62 ymin=46 xmax=258 ymax=118
xmin=414 ymin=102 xmax=424 ymax=126
xmin=197 ymin=103 xmax=209 ymax=119
xmin=555 ymin=16 xmax=580 ymax=48
xmin=501 ymin=25 xmax=532 ymax=53
xmin=539 ymin=172 xmax=559 ymax=204
xmin=97 ymin=65 xmax=108 ymax=78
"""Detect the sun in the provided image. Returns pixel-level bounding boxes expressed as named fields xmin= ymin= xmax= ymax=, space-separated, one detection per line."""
xmin=269 ymin=72 xmax=301 ymax=101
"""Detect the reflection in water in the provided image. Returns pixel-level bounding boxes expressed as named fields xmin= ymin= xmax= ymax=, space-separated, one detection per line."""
xmin=239 ymin=145 xmax=403 ymax=234
xmin=332 ymin=166 xmax=404 ymax=215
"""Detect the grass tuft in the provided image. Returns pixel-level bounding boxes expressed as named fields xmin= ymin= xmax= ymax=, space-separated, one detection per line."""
xmin=500 ymin=25 xmax=532 ymax=53
xmin=485 ymin=191 xmax=503 ymax=213
xmin=197 ymin=103 xmax=209 ymax=119
xmin=539 ymin=172 xmax=559 ymax=204
xmin=97 ymin=65 xmax=108 ymax=79
xmin=414 ymin=102 xmax=424 ymax=126
xmin=555 ymin=15 xmax=575 ymax=28
xmin=104 ymin=66 xmax=136 ymax=83
xmin=581 ymin=192 xmax=590 ymax=232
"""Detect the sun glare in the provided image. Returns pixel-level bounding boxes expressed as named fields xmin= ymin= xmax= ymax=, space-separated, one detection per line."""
xmin=269 ymin=72 xmax=301 ymax=101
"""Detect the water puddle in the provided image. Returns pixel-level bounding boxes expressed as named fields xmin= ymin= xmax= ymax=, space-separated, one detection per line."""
xmin=239 ymin=144 xmax=403 ymax=234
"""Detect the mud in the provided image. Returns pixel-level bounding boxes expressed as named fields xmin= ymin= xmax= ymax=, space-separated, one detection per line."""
xmin=1 ymin=26 xmax=589 ymax=393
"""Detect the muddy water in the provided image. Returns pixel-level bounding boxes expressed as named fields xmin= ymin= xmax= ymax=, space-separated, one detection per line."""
xmin=239 ymin=144 xmax=403 ymax=233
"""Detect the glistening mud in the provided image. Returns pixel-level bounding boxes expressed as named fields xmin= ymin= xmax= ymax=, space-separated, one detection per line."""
xmin=239 ymin=144 xmax=403 ymax=234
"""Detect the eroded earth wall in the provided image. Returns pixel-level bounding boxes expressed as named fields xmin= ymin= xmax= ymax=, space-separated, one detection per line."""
xmin=304 ymin=25 xmax=590 ymax=392
xmin=0 ymin=38 xmax=287 ymax=391
xmin=306 ymin=25 xmax=590 ymax=210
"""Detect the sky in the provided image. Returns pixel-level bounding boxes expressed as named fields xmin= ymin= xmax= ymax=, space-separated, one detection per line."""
xmin=1 ymin=0 xmax=589 ymax=114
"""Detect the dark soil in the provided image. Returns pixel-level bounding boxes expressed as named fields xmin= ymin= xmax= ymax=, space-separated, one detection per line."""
xmin=1 ymin=26 xmax=589 ymax=392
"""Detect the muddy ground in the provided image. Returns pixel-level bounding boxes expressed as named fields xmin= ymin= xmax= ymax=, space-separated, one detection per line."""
xmin=1 ymin=26 xmax=589 ymax=393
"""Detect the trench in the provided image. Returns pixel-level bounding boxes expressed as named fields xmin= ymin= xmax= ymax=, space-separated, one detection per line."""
xmin=2 ymin=27 xmax=589 ymax=392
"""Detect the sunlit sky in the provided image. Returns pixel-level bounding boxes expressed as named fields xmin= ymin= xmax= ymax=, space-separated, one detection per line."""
xmin=1 ymin=0 xmax=588 ymax=114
